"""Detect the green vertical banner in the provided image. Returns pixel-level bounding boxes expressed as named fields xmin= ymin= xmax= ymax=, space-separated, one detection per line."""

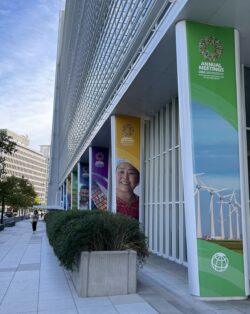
xmin=176 ymin=21 xmax=248 ymax=298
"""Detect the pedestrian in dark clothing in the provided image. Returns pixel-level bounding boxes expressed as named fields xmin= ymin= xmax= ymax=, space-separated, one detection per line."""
xmin=31 ymin=210 xmax=39 ymax=232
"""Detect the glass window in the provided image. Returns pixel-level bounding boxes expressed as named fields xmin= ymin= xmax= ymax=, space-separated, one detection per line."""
xmin=163 ymin=204 xmax=166 ymax=255
xmin=163 ymin=153 xmax=166 ymax=202
xmin=162 ymin=108 xmax=166 ymax=151
xmin=169 ymin=153 xmax=172 ymax=202
xmin=175 ymin=101 xmax=179 ymax=145
xmin=169 ymin=103 xmax=173 ymax=149
xmin=175 ymin=149 xmax=179 ymax=200
xmin=175 ymin=204 xmax=179 ymax=259
xmin=183 ymin=205 xmax=187 ymax=262
xmin=169 ymin=204 xmax=172 ymax=257
xmin=152 ymin=205 xmax=155 ymax=251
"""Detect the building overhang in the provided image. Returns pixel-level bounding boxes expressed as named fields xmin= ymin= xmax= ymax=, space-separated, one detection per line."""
xmin=114 ymin=0 xmax=250 ymax=118
xmin=87 ymin=0 xmax=250 ymax=151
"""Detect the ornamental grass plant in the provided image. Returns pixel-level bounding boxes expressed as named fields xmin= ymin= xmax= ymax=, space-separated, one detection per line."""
xmin=45 ymin=210 xmax=149 ymax=270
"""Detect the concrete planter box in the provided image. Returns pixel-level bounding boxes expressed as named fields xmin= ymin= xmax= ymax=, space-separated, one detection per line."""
xmin=69 ymin=250 xmax=136 ymax=298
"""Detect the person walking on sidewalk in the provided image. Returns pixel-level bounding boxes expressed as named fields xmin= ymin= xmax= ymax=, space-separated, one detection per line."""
xmin=31 ymin=210 xmax=39 ymax=232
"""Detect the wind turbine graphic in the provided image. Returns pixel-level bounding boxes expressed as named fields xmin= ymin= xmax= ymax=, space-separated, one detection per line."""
xmin=215 ymin=192 xmax=228 ymax=240
xmin=232 ymin=206 xmax=240 ymax=240
xmin=232 ymin=193 xmax=241 ymax=240
xmin=199 ymin=182 xmax=226 ymax=239
xmin=223 ymin=192 xmax=235 ymax=240
xmin=194 ymin=173 xmax=204 ymax=238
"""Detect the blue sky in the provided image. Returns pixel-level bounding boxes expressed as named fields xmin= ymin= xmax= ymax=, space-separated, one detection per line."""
xmin=0 ymin=0 xmax=65 ymax=150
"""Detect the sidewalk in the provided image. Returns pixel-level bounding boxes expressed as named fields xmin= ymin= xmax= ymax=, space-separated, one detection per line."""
xmin=138 ymin=256 xmax=250 ymax=314
xmin=0 ymin=220 xmax=249 ymax=314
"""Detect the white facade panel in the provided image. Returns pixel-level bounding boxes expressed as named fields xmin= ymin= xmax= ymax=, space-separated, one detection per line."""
xmin=143 ymin=99 xmax=186 ymax=264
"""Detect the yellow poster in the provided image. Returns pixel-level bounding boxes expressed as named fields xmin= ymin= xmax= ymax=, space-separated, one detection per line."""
xmin=113 ymin=115 xmax=140 ymax=220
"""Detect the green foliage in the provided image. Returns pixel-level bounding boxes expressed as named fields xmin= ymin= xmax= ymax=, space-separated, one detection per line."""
xmin=0 ymin=176 xmax=37 ymax=210
xmin=45 ymin=210 xmax=149 ymax=270
xmin=0 ymin=130 xmax=17 ymax=178
xmin=34 ymin=196 xmax=41 ymax=205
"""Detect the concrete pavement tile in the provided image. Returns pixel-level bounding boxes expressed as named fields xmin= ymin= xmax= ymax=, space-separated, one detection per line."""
xmin=39 ymin=283 xmax=71 ymax=293
xmin=6 ymin=284 xmax=39 ymax=294
xmin=39 ymin=290 xmax=73 ymax=300
xmin=17 ymin=263 xmax=40 ymax=271
xmin=0 ymin=278 xmax=12 ymax=285
xmin=208 ymin=301 xmax=249 ymax=310
xmin=170 ymin=310 xmax=216 ymax=314
xmin=216 ymin=310 xmax=248 ymax=314
xmin=0 ymin=300 xmax=37 ymax=313
xmin=115 ymin=302 xmax=158 ymax=314
xmin=234 ymin=304 xmax=250 ymax=314
xmin=39 ymin=273 xmax=68 ymax=281
xmin=9 ymin=272 xmax=39 ymax=281
xmin=38 ymin=297 xmax=76 ymax=312
xmin=0 ymin=269 xmax=16 ymax=273
xmin=0 ymin=312 xmax=36 ymax=314
xmin=76 ymin=305 xmax=118 ymax=314
xmin=74 ymin=296 xmax=112 ymax=308
xmin=38 ymin=310 xmax=77 ymax=314
xmin=140 ymin=294 xmax=183 ymax=314
xmin=137 ymin=287 xmax=157 ymax=296
xmin=109 ymin=294 xmax=145 ymax=304
xmin=0 ymin=283 xmax=11 ymax=291
xmin=3 ymin=292 xmax=38 ymax=302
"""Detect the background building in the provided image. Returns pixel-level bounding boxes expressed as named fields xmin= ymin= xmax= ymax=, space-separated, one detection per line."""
xmin=40 ymin=145 xmax=51 ymax=203
xmin=1 ymin=129 xmax=48 ymax=205
xmin=48 ymin=0 xmax=250 ymax=299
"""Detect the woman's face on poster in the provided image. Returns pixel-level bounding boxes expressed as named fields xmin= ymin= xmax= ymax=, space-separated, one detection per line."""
xmin=116 ymin=162 xmax=139 ymax=193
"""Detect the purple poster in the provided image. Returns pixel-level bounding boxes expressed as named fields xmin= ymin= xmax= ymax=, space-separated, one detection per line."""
xmin=90 ymin=147 xmax=109 ymax=210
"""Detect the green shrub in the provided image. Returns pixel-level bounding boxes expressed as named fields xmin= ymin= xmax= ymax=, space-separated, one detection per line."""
xmin=45 ymin=210 xmax=88 ymax=247
xmin=45 ymin=210 xmax=148 ymax=270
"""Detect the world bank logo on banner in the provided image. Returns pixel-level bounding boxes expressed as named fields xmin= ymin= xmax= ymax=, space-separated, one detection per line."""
xmin=211 ymin=252 xmax=229 ymax=272
xmin=199 ymin=36 xmax=223 ymax=62
xmin=82 ymin=166 xmax=89 ymax=178
xmin=95 ymin=152 xmax=104 ymax=168
xmin=121 ymin=123 xmax=134 ymax=146
xmin=198 ymin=36 xmax=224 ymax=80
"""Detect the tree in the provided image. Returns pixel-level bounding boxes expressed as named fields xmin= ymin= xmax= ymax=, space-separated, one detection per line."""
xmin=0 ymin=130 xmax=17 ymax=178
xmin=0 ymin=131 xmax=17 ymax=224
xmin=0 ymin=176 xmax=38 ymax=223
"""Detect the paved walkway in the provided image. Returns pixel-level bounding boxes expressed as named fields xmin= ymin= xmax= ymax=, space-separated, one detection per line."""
xmin=138 ymin=256 xmax=250 ymax=314
xmin=0 ymin=219 xmax=249 ymax=314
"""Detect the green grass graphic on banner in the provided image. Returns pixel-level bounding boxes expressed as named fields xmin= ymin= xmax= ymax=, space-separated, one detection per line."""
xmin=198 ymin=239 xmax=245 ymax=296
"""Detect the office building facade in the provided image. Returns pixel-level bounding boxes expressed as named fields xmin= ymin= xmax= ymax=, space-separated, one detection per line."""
xmin=40 ymin=144 xmax=51 ymax=204
xmin=1 ymin=129 xmax=48 ymax=205
xmin=48 ymin=0 xmax=250 ymax=299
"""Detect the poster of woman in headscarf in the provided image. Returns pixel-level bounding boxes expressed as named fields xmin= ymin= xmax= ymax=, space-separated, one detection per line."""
xmin=111 ymin=115 xmax=141 ymax=220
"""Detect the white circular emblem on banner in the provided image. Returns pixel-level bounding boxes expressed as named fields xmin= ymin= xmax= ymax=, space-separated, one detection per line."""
xmin=211 ymin=252 xmax=229 ymax=272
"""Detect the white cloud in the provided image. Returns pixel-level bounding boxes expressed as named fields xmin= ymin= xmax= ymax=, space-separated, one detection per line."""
xmin=0 ymin=0 xmax=64 ymax=151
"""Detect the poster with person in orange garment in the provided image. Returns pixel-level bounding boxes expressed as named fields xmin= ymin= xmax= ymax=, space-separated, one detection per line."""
xmin=111 ymin=115 xmax=141 ymax=220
